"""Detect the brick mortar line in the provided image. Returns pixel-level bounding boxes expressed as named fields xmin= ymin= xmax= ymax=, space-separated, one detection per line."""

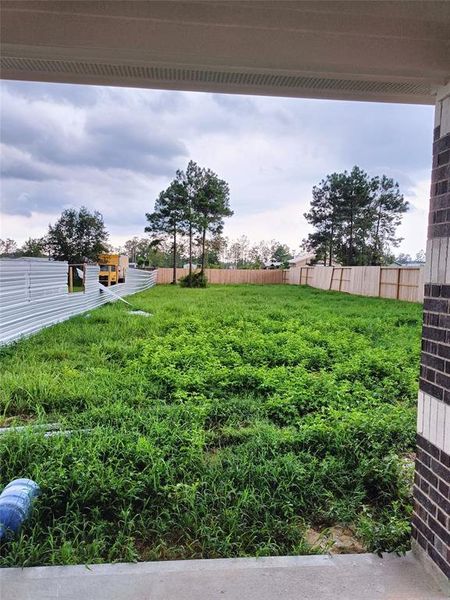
xmin=416 ymin=434 xmax=450 ymax=466
xmin=416 ymin=449 xmax=450 ymax=480
xmin=416 ymin=458 xmax=445 ymax=493
xmin=419 ymin=365 xmax=450 ymax=396
xmin=420 ymin=357 xmax=450 ymax=376
xmin=414 ymin=484 xmax=450 ymax=532
xmin=415 ymin=461 xmax=448 ymax=497
xmin=411 ymin=509 xmax=450 ymax=554
xmin=419 ymin=378 xmax=449 ymax=405
xmin=411 ymin=510 xmax=449 ymax=550
xmin=415 ymin=455 xmax=450 ymax=486
xmin=414 ymin=459 xmax=450 ymax=504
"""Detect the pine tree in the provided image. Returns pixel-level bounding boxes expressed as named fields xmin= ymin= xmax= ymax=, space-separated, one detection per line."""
xmin=193 ymin=168 xmax=233 ymax=274
xmin=368 ymin=175 xmax=408 ymax=265
xmin=145 ymin=181 xmax=187 ymax=284
xmin=303 ymin=167 xmax=408 ymax=266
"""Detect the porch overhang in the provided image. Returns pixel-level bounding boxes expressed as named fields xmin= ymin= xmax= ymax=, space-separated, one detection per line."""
xmin=1 ymin=1 xmax=449 ymax=104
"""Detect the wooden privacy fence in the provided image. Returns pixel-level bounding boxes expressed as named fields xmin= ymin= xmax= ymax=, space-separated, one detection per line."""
xmin=156 ymin=265 xmax=423 ymax=301
xmin=156 ymin=268 xmax=284 ymax=285
xmin=287 ymin=265 xmax=424 ymax=302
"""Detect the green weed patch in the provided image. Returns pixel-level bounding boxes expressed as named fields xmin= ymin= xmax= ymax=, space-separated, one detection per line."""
xmin=0 ymin=285 xmax=422 ymax=566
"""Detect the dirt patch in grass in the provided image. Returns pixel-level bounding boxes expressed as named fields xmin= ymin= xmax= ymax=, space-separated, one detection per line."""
xmin=305 ymin=526 xmax=366 ymax=554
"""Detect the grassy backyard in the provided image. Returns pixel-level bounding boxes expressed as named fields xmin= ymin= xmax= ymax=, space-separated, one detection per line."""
xmin=0 ymin=285 xmax=422 ymax=566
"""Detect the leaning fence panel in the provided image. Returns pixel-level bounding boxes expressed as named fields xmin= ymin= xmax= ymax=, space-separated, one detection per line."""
xmin=0 ymin=259 xmax=157 ymax=345
xmin=294 ymin=265 xmax=423 ymax=302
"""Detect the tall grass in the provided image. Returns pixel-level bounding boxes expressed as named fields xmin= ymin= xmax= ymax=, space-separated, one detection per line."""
xmin=0 ymin=285 xmax=422 ymax=566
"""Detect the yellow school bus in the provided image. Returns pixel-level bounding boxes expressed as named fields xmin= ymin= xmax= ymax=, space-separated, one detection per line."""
xmin=98 ymin=254 xmax=128 ymax=286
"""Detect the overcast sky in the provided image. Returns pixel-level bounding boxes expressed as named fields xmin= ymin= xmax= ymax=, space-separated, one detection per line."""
xmin=1 ymin=80 xmax=433 ymax=256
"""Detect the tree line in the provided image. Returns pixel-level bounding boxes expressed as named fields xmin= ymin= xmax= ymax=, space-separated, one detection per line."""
xmin=1 ymin=163 xmax=413 ymax=273
xmin=120 ymin=235 xmax=294 ymax=270
xmin=0 ymin=206 xmax=109 ymax=263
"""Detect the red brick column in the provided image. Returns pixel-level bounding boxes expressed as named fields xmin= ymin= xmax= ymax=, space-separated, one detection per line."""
xmin=413 ymin=84 xmax=450 ymax=586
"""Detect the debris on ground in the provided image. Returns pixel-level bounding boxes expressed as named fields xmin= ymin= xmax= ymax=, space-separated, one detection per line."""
xmin=0 ymin=423 xmax=92 ymax=437
xmin=0 ymin=423 xmax=61 ymax=436
xmin=305 ymin=526 xmax=366 ymax=554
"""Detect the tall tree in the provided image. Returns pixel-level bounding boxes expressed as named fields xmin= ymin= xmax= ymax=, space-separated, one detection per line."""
xmin=204 ymin=235 xmax=228 ymax=268
xmin=124 ymin=237 xmax=141 ymax=263
xmin=248 ymin=240 xmax=271 ymax=268
xmin=194 ymin=168 xmax=233 ymax=274
xmin=304 ymin=173 xmax=343 ymax=266
xmin=182 ymin=160 xmax=204 ymax=278
xmin=270 ymin=242 xmax=293 ymax=268
xmin=415 ymin=250 xmax=426 ymax=263
xmin=0 ymin=238 xmax=18 ymax=257
xmin=146 ymin=162 xmax=232 ymax=283
xmin=47 ymin=207 xmax=109 ymax=263
xmin=228 ymin=235 xmax=251 ymax=268
xmin=395 ymin=253 xmax=412 ymax=265
xmin=368 ymin=175 xmax=408 ymax=265
xmin=145 ymin=181 xmax=187 ymax=284
xmin=336 ymin=167 xmax=374 ymax=266
xmin=20 ymin=237 xmax=48 ymax=258
xmin=303 ymin=167 xmax=408 ymax=266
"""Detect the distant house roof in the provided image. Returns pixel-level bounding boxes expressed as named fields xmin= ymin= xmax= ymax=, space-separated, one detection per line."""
xmin=289 ymin=253 xmax=316 ymax=265
xmin=264 ymin=260 xmax=282 ymax=268
xmin=390 ymin=260 xmax=425 ymax=268
xmin=289 ymin=253 xmax=342 ymax=267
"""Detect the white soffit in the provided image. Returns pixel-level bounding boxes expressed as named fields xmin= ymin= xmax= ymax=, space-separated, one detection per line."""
xmin=1 ymin=1 xmax=450 ymax=104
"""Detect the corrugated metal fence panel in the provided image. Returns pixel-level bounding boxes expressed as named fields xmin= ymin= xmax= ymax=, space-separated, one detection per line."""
xmin=0 ymin=260 xmax=31 ymax=305
xmin=0 ymin=260 xmax=157 ymax=345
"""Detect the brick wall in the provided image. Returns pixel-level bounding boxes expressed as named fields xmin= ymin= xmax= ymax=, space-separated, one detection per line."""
xmin=421 ymin=284 xmax=450 ymax=402
xmin=429 ymin=127 xmax=450 ymax=240
xmin=413 ymin=435 xmax=450 ymax=578
xmin=413 ymin=84 xmax=450 ymax=584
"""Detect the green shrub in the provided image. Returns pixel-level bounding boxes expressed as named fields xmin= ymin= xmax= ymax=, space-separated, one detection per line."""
xmin=179 ymin=272 xmax=208 ymax=288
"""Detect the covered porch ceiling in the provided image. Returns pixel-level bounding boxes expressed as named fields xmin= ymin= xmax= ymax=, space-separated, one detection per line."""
xmin=1 ymin=1 xmax=450 ymax=105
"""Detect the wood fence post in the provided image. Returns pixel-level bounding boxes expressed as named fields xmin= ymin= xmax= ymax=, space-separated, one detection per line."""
xmin=329 ymin=267 xmax=335 ymax=290
xmin=339 ymin=267 xmax=344 ymax=292
xmin=396 ymin=268 xmax=402 ymax=300
xmin=68 ymin=266 xmax=73 ymax=293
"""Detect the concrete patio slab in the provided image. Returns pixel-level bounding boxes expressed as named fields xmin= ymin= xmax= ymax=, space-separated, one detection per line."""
xmin=1 ymin=552 xmax=448 ymax=600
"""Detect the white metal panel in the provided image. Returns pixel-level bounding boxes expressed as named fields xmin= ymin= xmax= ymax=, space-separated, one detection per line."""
xmin=0 ymin=260 xmax=157 ymax=345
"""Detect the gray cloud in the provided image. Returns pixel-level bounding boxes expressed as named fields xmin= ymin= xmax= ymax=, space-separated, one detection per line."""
xmin=1 ymin=181 xmax=75 ymax=217
xmin=1 ymin=87 xmax=187 ymax=178
xmin=2 ymin=80 xmax=100 ymax=106
xmin=0 ymin=81 xmax=434 ymax=255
